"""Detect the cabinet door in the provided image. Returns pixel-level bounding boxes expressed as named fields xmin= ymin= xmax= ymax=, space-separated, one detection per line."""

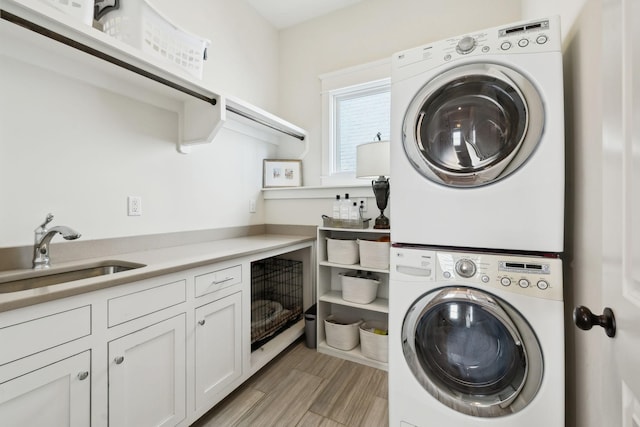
xmin=194 ymin=292 xmax=242 ymax=411
xmin=108 ymin=314 xmax=186 ymax=427
xmin=0 ymin=351 xmax=90 ymax=427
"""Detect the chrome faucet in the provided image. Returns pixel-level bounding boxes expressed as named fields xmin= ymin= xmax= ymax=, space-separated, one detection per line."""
xmin=33 ymin=213 xmax=81 ymax=269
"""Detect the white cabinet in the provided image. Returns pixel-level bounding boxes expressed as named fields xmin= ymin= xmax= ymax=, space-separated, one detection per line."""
xmin=316 ymin=227 xmax=390 ymax=370
xmin=108 ymin=314 xmax=186 ymax=427
xmin=0 ymin=351 xmax=91 ymax=427
xmin=0 ymin=301 xmax=92 ymax=427
xmin=0 ymin=239 xmax=312 ymax=427
xmin=194 ymin=291 xmax=242 ymax=412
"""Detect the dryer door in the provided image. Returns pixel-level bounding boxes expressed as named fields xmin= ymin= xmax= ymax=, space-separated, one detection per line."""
xmin=402 ymin=286 xmax=543 ymax=417
xmin=402 ymin=63 xmax=544 ymax=187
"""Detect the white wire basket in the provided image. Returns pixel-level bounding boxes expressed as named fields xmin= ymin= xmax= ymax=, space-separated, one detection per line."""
xmin=98 ymin=0 xmax=210 ymax=79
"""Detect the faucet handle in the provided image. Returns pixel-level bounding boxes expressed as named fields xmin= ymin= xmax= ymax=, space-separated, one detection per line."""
xmin=37 ymin=213 xmax=54 ymax=231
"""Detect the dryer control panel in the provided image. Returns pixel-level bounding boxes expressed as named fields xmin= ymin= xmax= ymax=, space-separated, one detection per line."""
xmin=391 ymin=246 xmax=563 ymax=301
xmin=392 ymin=16 xmax=560 ymax=71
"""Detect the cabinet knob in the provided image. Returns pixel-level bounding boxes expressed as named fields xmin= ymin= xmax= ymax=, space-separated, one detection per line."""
xmin=198 ymin=319 xmax=206 ymax=326
xmin=114 ymin=356 xmax=125 ymax=364
xmin=77 ymin=371 xmax=89 ymax=381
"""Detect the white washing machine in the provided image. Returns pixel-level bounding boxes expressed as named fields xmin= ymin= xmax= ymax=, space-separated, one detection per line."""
xmin=388 ymin=245 xmax=564 ymax=426
xmin=390 ymin=17 xmax=565 ymax=253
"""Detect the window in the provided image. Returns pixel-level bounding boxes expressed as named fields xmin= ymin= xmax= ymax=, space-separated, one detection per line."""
xmin=332 ymin=81 xmax=390 ymax=175
xmin=320 ymin=59 xmax=391 ymax=185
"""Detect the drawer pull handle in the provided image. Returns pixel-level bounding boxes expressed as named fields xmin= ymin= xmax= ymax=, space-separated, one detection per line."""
xmin=77 ymin=371 xmax=89 ymax=381
xmin=211 ymin=277 xmax=234 ymax=286
xmin=198 ymin=319 xmax=206 ymax=326
xmin=114 ymin=356 xmax=125 ymax=365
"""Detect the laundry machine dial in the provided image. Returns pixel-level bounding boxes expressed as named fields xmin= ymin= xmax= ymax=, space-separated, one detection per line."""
xmin=455 ymin=258 xmax=476 ymax=278
xmin=456 ymin=36 xmax=476 ymax=54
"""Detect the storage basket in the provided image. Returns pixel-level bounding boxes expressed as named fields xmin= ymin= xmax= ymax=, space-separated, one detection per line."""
xmin=325 ymin=314 xmax=362 ymax=351
xmin=322 ymin=215 xmax=371 ymax=229
xmin=340 ymin=271 xmax=379 ymax=304
xmin=358 ymin=239 xmax=390 ymax=270
xmin=326 ymin=238 xmax=359 ymax=265
xmin=359 ymin=320 xmax=388 ymax=362
xmin=42 ymin=0 xmax=94 ymax=26
xmin=98 ymin=0 xmax=210 ymax=79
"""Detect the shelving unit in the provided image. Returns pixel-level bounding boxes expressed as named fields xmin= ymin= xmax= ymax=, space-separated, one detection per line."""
xmin=316 ymin=226 xmax=390 ymax=371
xmin=0 ymin=0 xmax=306 ymax=153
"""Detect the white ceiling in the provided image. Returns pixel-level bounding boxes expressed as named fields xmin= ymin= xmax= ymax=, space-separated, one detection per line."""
xmin=246 ymin=0 xmax=365 ymax=29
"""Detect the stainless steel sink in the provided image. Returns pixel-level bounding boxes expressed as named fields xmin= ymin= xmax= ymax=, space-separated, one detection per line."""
xmin=0 ymin=261 xmax=146 ymax=293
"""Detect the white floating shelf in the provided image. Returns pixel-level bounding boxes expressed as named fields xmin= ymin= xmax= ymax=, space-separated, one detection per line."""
xmin=0 ymin=0 xmax=306 ymax=153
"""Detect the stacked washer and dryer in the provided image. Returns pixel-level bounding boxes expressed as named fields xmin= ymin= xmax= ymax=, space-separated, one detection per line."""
xmin=388 ymin=17 xmax=565 ymax=426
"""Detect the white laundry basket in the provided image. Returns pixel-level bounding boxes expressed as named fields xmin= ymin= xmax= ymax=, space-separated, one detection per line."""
xmin=98 ymin=0 xmax=210 ymax=79
xmin=359 ymin=320 xmax=388 ymax=362
xmin=326 ymin=238 xmax=359 ymax=265
xmin=340 ymin=271 xmax=380 ymax=304
xmin=358 ymin=239 xmax=390 ymax=270
xmin=325 ymin=314 xmax=362 ymax=351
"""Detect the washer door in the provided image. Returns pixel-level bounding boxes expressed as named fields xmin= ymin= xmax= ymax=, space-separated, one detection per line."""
xmin=402 ymin=287 xmax=543 ymax=417
xmin=402 ymin=63 xmax=544 ymax=187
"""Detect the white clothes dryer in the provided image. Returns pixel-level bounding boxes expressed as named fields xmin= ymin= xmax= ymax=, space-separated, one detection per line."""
xmin=388 ymin=245 xmax=564 ymax=427
xmin=390 ymin=17 xmax=565 ymax=252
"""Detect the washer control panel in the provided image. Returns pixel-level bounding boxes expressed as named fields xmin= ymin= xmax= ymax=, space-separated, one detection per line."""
xmin=391 ymin=247 xmax=563 ymax=301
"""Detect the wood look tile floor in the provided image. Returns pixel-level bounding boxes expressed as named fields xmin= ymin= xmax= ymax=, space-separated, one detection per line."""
xmin=192 ymin=340 xmax=389 ymax=427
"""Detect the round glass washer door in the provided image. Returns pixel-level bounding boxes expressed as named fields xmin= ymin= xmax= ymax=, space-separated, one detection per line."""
xmin=402 ymin=63 xmax=544 ymax=187
xmin=402 ymin=287 xmax=543 ymax=417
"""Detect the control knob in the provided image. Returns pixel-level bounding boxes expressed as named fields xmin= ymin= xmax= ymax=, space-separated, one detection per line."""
xmin=455 ymin=258 xmax=476 ymax=278
xmin=456 ymin=36 xmax=476 ymax=54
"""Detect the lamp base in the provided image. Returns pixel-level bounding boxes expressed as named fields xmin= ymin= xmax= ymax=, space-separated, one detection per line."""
xmin=374 ymin=213 xmax=390 ymax=229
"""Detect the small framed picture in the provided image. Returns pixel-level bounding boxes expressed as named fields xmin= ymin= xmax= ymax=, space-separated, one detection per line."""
xmin=263 ymin=159 xmax=302 ymax=188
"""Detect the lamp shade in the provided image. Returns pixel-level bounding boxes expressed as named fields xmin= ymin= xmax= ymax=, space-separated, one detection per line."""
xmin=356 ymin=141 xmax=390 ymax=178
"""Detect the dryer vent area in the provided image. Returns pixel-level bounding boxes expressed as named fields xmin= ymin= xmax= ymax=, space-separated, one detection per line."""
xmin=250 ymin=257 xmax=303 ymax=351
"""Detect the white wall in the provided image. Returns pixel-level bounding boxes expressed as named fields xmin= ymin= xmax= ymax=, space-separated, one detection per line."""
xmin=0 ymin=0 xmax=279 ymax=247
xmin=521 ymin=0 xmax=588 ymax=43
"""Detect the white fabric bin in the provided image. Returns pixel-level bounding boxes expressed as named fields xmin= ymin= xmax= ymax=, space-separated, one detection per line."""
xmin=340 ymin=272 xmax=380 ymax=304
xmin=325 ymin=314 xmax=362 ymax=351
xmin=358 ymin=240 xmax=390 ymax=269
xmin=359 ymin=320 xmax=388 ymax=362
xmin=326 ymin=238 xmax=359 ymax=265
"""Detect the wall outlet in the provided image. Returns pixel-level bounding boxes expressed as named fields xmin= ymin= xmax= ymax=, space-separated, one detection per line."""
xmin=249 ymin=199 xmax=256 ymax=213
xmin=356 ymin=198 xmax=368 ymax=213
xmin=127 ymin=196 xmax=142 ymax=216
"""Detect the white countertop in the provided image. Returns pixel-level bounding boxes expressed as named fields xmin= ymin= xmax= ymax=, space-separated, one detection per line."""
xmin=0 ymin=234 xmax=315 ymax=313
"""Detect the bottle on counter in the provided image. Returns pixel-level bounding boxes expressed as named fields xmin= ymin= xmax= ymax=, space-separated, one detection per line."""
xmin=332 ymin=195 xmax=341 ymax=219
xmin=340 ymin=193 xmax=351 ymax=219
xmin=349 ymin=202 xmax=359 ymax=220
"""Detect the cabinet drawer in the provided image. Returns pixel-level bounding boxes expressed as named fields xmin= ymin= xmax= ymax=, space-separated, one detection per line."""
xmin=195 ymin=265 xmax=242 ymax=298
xmin=0 ymin=305 xmax=91 ymax=366
xmin=108 ymin=280 xmax=186 ymax=327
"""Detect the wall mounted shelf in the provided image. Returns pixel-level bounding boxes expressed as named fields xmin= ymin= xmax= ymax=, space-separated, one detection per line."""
xmin=0 ymin=0 xmax=305 ymax=153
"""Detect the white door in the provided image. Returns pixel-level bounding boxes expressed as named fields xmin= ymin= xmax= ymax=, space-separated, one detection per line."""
xmin=595 ymin=0 xmax=640 ymax=425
